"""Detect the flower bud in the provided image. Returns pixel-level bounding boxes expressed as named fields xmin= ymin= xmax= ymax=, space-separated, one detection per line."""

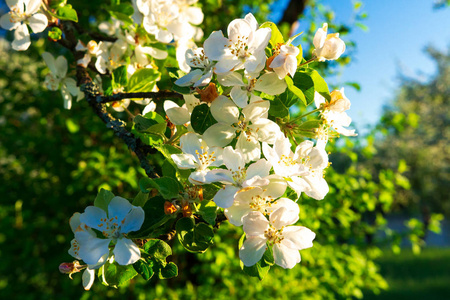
xmin=59 ymin=261 xmax=84 ymax=279
xmin=313 ymin=23 xmax=346 ymax=61
xmin=164 ymin=201 xmax=178 ymax=215
xmin=196 ymin=82 xmax=218 ymax=103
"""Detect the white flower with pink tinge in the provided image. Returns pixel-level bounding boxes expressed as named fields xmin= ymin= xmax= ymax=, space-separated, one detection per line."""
xmin=313 ymin=23 xmax=346 ymax=62
xmin=0 ymin=0 xmax=48 ymax=51
xmin=74 ymin=197 xmax=144 ymax=267
xmin=240 ymin=207 xmax=315 ymax=269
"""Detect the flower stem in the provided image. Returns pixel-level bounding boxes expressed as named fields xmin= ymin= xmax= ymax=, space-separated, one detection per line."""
xmin=290 ymin=108 xmax=321 ymax=123
xmin=298 ymin=56 xmax=317 ymax=67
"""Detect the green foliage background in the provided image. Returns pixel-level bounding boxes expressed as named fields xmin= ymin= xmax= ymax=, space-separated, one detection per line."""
xmin=0 ymin=0 xmax=443 ymax=299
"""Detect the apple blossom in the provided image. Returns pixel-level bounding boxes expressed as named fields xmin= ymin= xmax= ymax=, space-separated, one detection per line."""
xmin=313 ymin=23 xmax=346 ymax=62
xmin=171 ymin=132 xmax=224 ymax=184
xmin=164 ymin=94 xmax=200 ymax=126
xmin=0 ymin=0 xmax=48 ymax=51
xmin=42 ymin=52 xmax=82 ymax=110
xmin=270 ymin=44 xmax=300 ymax=79
xmin=204 ymin=146 xmax=272 ymax=208
xmin=175 ymin=47 xmax=214 ymax=87
xmin=315 ymin=88 xmax=357 ymax=137
xmin=75 ymin=197 xmax=144 ymax=267
xmin=203 ymin=13 xmax=271 ymax=74
xmin=239 ymin=207 xmax=315 ymax=269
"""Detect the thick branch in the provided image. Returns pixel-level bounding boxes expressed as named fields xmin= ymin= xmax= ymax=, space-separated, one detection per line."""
xmin=279 ymin=0 xmax=308 ymax=25
xmin=98 ymin=91 xmax=184 ymax=103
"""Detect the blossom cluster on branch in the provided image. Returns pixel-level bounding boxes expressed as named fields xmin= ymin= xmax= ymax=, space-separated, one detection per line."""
xmin=1 ymin=0 xmax=357 ymax=289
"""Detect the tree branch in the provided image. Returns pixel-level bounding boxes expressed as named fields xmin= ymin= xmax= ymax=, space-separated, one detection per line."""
xmin=98 ymin=91 xmax=184 ymax=103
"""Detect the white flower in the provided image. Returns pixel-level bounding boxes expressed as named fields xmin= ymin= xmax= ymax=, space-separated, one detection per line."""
xmin=239 ymin=207 xmax=315 ymax=269
xmin=68 ymin=213 xmax=107 ymax=290
xmin=123 ymin=29 xmax=168 ymax=66
xmin=175 ymin=47 xmax=213 ymax=87
xmin=270 ymin=44 xmax=299 ymax=79
xmin=171 ymin=132 xmax=224 ymax=184
xmin=75 ymin=197 xmax=144 ymax=266
xmin=204 ymin=146 xmax=272 ymax=208
xmin=313 ymin=23 xmax=346 ymax=62
xmin=0 ymin=0 xmax=48 ymax=51
xmin=75 ymin=40 xmax=102 ymax=68
xmin=203 ymin=13 xmax=271 ymax=74
xmin=315 ymin=89 xmax=357 ymax=137
xmin=164 ymin=94 xmax=200 ymax=126
xmin=95 ymin=40 xmax=128 ymax=74
xmin=219 ymin=72 xmax=287 ymax=108
xmin=203 ymin=96 xmax=282 ymax=162
xmin=42 ymin=52 xmax=82 ymax=110
xmin=224 ymin=176 xmax=293 ymax=225
xmin=98 ymin=17 xmax=122 ymax=37
xmin=262 ymin=135 xmax=329 ymax=200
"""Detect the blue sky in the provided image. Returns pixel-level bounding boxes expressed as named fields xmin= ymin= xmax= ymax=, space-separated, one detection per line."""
xmin=292 ymin=0 xmax=450 ymax=134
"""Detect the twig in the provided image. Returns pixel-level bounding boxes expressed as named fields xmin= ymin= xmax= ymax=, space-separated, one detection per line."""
xmin=98 ymin=91 xmax=184 ymax=103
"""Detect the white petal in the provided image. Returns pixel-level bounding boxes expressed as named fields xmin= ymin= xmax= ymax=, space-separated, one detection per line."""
xmin=114 ymin=238 xmax=141 ymax=265
xmin=194 ymin=69 xmax=213 ymax=87
xmin=80 ymin=206 xmax=107 ymax=230
xmin=64 ymin=78 xmax=79 ymax=96
xmin=242 ymin=100 xmax=270 ymax=122
xmin=171 ymin=153 xmax=197 ymax=169
xmin=236 ymin=134 xmax=260 ymax=163
xmin=180 ymin=132 xmax=203 ymax=157
xmin=120 ymin=206 xmax=145 ymax=234
xmin=0 ymin=13 xmax=19 ymax=31
xmin=69 ymin=212 xmax=81 ymax=233
xmin=28 ymin=13 xmax=47 ymax=33
xmin=269 ymin=197 xmax=299 ymax=216
xmin=239 ymin=236 xmax=267 ymax=267
xmin=227 ymin=19 xmax=252 ymax=44
xmin=204 ymin=169 xmax=234 ymax=184
xmin=254 ymin=72 xmax=287 ymax=95
xmin=273 ymin=243 xmax=300 ymax=269
xmin=246 ymin=159 xmax=271 ymax=179
xmin=202 ymin=124 xmax=236 ymax=147
xmin=156 ymin=29 xmax=173 ymax=44
xmin=242 ymin=211 xmax=269 ymax=236
xmin=164 ymin=100 xmax=190 ymax=125
xmin=12 ymin=24 xmax=30 ymax=51
xmin=264 ymin=175 xmax=288 ymax=199
xmin=138 ymin=45 xmax=168 ymax=60
xmin=108 ymin=196 xmax=132 ymax=224
xmin=251 ymin=27 xmax=271 ymax=53
xmin=76 ymin=234 xmax=111 ymax=265
xmin=225 ymin=197 xmax=253 ymax=226
xmin=175 ymin=69 xmax=203 ymax=87
xmin=282 ymin=226 xmax=315 ymax=250
xmin=55 ymin=55 xmax=68 ymax=78
xmin=230 ymin=86 xmax=249 ymax=108
xmin=60 ymin=86 xmax=72 ymax=109
xmin=210 ymin=95 xmax=239 ymax=125
xmin=42 ymin=52 xmax=57 ymax=75
xmin=269 ymin=207 xmax=298 ymax=230
xmin=26 ymin=0 xmax=42 ymax=15
xmin=250 ymin=118 xmax=281 ymax=144
xmin=223 ymin=146 xmax=245 ymax=172
xmin=203 ymin=31 xmax=228 ymax=61
xmin=213 ymin=185 xmax=240 ymax=208
xmin=82 ymin=268 xmax=95 ymax=290
xmin=186 ymin=7 xmax=203 ymax=25
xmin=217 ymin=72 xmax=245 ymax=87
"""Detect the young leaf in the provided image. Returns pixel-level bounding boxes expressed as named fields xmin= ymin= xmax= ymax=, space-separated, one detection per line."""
xmin=143 ymin=239 xmax=172 ymax=265
xmin=241 ymin=248 xmax=273 ymax=280
xmin=158 ymin=262 xmax=178 ymax=279
xmin=112 ymin=65 xmax=128 ymax=89
xmin=101 ymin=262 xmax=138 ymax=288
xmin=139 ymin=177 xmax=181 ymax=200
xmin=304 ymin=69 xmax=331 ymax=101
xmin=94 ymin=188 xmax=115 ymax=212
xmin=268 ymin=89 xmax=298 ymax=118
xmin=128 ymin=69 xmax=161 ymax=93
xmin=293 ymin=71 xmax=315 ymax=105
xmin=132 ymin=191 xmax=149 ymax=207
xmin=133 ymin=259 xmax=154 ymax=281
xmin=176 ymin=217 xmax=214 ymax=253
xmin=48 ymin=27 xmax=62 ymax=41
xmin=56 ymin=5 xmax=78 ymax=22
xmin=285 ymin=76 xmax=307 ymax=105
xmin=190 ymin=104 xmax=217 ymax=135
xmin=260 ymin=22 xmax=284 ymax=48
xmin=198 ymin=200 xmax=218 ymax=225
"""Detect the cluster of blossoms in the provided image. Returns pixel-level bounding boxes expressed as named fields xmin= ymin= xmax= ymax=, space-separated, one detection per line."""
xmin=1 ymin=0 xmax=358 ymax=289
xmin=165 ymin=13 xmax=355 ymax=269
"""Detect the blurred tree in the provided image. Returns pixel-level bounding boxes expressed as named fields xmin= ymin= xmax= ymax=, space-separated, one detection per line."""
xmin=371 ymin=47 xmax=449 ymax=222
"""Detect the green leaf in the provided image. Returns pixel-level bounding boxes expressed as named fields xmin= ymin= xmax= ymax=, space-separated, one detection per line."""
xmin=304 ymin=69 xmax=331 ymax=101
xmin=269 ymin=89 xmax=298 ymax=117
xmin=260 ymin=22 xmax=284 ymax=48
xmin=101 ymin=262 xmax=138 ymax=288
xmin=94 ymin=188 xmax=115 ymax=212
xmin=128 ymin=196 xmax=171 ymax=238
xmin=144 ymin=239 xmax=172 ymax=265
xmin=241 ymin=248 xmax=273 ymax=280
xmin=298 ymin=119 xmax=322 ymax=130
xmin=132 ymin=191 xmax=149 ymax=207
xmin=139 ymin=177 xmax=181 ymax=200
xmin=292 ymin=71 xmax=315 ymax=105
xmin=285 ymin=76 xmax=307 ymax=105
xmin=112 ymin=65 xmax=128 ymax=89
xmin=109 ymin=11 xmax=133 ymax=26
xmin=133 ymin=113 xmax=166 ymax=135
xmin=198 ymin=200 xmax=218 ymax=225
xmin=155 ymin=144 xmax=190 ymax=182
xmin=128 ymin=69 xmax=161 ymax=93
xmin=109 ymin=3 xmax=134 ymax=16
xmin=133 ymin=259 xmax=154 ymax=281
xmin=176 ymin=217 xmax=214 ymax=253
xmin=166 ymin=67 xmax=191 ymax=94
xmin=49 ymin=0 xmax=66 ymax=9
xmin=56 ymin=5 xmax=78 ymax=22
xmin=48 ymin=27 xmax=62 ymax=40
xmin=190 ymin=104 xmax=217 ymax=135
xmin=158 ymin=262 xmax=178 ymax=279
xmin=346 ymin=82 xmax=361 ymax=91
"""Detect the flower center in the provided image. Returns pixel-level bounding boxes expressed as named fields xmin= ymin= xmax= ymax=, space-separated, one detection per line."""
xmin=249 ymin=194 xmax=273 ymax=213
xmin=195 ymin=147 xmax=216 ymax=169
xmin=227 ymin=35 xmax=251 ymax=58
xmin=45 ymin=74 xmax=60 ymax=91
xmin=230 ymin=166 xmax=246 ymax=185
xmin=278 ymin=154 xmax=296 ymax=167
xmin=9 ymin=6 xmax=27 ymax=23
xmin=264 ymin=226 xmax=284 ymax=244
xmin=98 ymin=216 xmax=123 ymax=239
